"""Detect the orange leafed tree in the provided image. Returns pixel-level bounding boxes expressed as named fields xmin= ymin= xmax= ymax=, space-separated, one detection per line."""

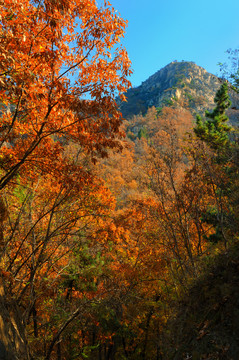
xmin=0 ymin=1 xmax=132 ymax=358
xmin=0 ymin=0 xmax=131 ymax=189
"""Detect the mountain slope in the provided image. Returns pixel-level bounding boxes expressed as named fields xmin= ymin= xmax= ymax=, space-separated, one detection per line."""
xmin=120 ymin=61 xmax=239 ymax=125
xmin=163 ymin=241 xmax=239 ymax=360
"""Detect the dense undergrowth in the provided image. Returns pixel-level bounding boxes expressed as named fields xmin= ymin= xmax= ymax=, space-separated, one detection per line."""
xmin=163 ymin=239 xmax=239 ymax=359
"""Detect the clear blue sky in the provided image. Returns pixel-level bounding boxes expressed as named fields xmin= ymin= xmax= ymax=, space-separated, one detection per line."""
xmin=99 ymin=0 xmax=239 ymax=87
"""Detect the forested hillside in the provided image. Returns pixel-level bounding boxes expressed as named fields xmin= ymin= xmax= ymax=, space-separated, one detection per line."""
xmin=0 ymin=1 xmax=239 ymax=360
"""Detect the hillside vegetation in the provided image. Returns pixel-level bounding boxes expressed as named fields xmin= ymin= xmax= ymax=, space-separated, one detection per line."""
xmin=164 ymin=240 xmax=239 ymax=359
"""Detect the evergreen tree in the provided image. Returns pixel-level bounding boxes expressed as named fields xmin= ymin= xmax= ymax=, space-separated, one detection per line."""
xmin=194 ymin=82 xmax=232 ymax=150
xmin=194 ymin=82 xmax=233 ymax=245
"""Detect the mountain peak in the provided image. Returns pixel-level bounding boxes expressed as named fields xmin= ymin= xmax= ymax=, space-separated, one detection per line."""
xmin=120 ymin=61 xmax=225 ymax=119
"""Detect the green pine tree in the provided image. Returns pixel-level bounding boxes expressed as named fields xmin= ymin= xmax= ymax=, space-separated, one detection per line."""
xmin=194 ymin=82 xmax=233 ymax=246
xmin=194 ymin=82 xmax=232 ymax=150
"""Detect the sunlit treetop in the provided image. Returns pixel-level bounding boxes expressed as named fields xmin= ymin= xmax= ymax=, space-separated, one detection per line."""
xmin=194 ymin=82 xmax=232 ymax=150
xmin=0 ymin=0 xmax=132 ymax=189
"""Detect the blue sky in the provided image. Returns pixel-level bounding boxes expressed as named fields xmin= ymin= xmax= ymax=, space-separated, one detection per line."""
xmin=100 ymin=0 xmax=239 ymax=87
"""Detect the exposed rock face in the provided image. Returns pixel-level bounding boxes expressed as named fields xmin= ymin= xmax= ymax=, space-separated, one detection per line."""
xmin=120 ymin=61 xmax=239 ymax=125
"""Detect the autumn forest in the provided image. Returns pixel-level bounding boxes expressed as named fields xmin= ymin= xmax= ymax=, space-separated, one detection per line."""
xmin=0 ymin=1 xmax=239 ymax=359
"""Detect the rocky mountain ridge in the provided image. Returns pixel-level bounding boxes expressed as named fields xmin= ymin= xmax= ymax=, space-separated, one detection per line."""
xmin=120 ymin=61 xmax=239 ymax=125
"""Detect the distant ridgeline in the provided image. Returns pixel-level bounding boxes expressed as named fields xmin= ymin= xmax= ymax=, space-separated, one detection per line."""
xmin=119 ymin=61 xmax=239 ymax=126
